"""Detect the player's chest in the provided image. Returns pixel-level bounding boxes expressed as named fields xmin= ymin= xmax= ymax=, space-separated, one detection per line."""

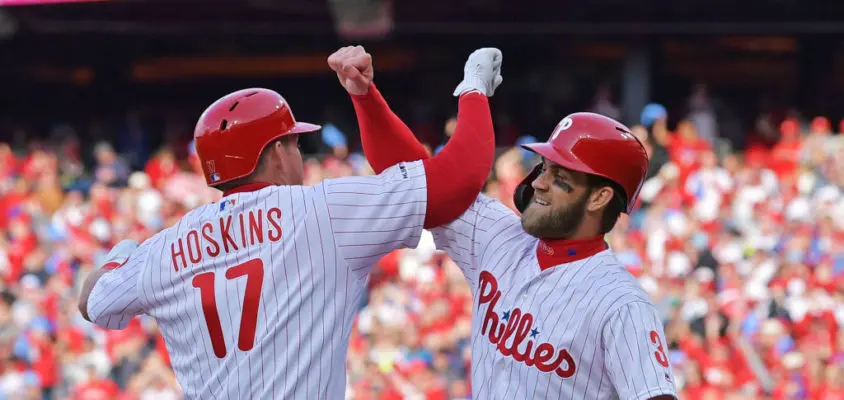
xmin=472 ymin=269 xmax=597 ymax=380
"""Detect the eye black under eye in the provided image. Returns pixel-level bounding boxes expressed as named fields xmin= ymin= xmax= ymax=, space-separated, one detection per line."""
xmin=553 ymin=178 xmax=572 ymax=191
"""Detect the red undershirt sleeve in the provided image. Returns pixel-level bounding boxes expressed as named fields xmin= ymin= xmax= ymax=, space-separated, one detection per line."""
xmin=351 ymin=84 xmax=495 ymax=228
xmin=350 ymin=84 xmax=430 ymax=173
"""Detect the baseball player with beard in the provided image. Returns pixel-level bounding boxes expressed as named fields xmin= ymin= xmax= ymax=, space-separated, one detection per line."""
xmin=330 ymin=46 xmax=678 ymax=400
xmin=77 ymin=46 xmax=503 ymax=399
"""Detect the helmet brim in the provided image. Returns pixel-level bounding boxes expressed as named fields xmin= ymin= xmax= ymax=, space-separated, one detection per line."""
xmin=289 ymin=122 xmax=322 ymax=134
xmin=520 ymin=142 xmax=598 ymax=177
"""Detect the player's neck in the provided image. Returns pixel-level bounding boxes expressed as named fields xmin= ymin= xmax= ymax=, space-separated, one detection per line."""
xmin=221 ymin=171 xmax=299 ymax=197
xmin=536 ymin=235 xmax=608 ymax=270
xmin=222 ymin=182 xmax=275 ymax=196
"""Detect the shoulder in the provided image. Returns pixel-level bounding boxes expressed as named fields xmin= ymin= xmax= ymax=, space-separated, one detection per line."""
xmin=467 ymin=194 xmax=519 ymax=230
xmin=317 ymin=160 xmax=426 ymax=194
xmin=146 ymin=202 xmax=217 ymax=245
xmin=581 ymin=252 xmax=655 ymax=319
xmin=429 ymin=194 xmax=523 ymax=251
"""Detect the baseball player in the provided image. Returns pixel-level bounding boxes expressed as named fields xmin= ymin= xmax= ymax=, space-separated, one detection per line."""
xmin=77 ymin=47 xmax=503 ymax=399
xmin=332 ymin=46 xmax=678 ymax=400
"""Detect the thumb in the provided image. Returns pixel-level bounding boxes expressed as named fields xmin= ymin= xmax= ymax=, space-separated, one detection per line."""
xmin=487 ymin=75 xmax=503 ymax=96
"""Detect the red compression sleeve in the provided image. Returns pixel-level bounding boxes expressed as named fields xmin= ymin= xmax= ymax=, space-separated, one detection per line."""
xmin=352 ymin=84 xmax=494 ymax=228
xmin=421 ymin=92 xmax=494 ymax=228
xmin=351 ymin=84 xmax=430 ymax=173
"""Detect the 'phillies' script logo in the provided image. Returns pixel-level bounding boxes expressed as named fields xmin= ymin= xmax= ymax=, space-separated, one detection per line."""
xmin=478 ymin=271 xmax=576 ymax=378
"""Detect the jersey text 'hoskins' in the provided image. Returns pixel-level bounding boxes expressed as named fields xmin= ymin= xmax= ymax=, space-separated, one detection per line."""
xmin=170 ymin=207 xmax=283 ymax=271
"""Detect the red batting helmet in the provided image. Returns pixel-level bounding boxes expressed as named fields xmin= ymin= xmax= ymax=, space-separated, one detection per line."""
xmin=194 ymin=88 xmax=321 ymax=187
xmin=513 ymin=112 xmax=648 ymax=214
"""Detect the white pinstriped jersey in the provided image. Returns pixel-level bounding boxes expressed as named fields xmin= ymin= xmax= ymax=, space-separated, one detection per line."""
xmin=431 ymin=195 xmax=678 ymax=400
xmin=86 ymin=161 xmax=428 ymax=400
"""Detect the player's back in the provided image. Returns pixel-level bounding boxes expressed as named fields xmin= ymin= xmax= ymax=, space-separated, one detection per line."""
xmin=139 ymin=184 xmax=355 ymax=399
xmin=86 ymin=161 xmax=429 ymax=399
xmin=140 ymin=184 xmax=368 ymax=399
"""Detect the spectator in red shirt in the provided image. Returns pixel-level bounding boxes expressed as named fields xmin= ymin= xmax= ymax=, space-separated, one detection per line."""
xmin=669 ymin=119 xmax=711 ymax=186
xmin=0 ymin=143 xmax=18 ymax=186
xmin=771 ymin=118 xmax=803 ymax=179
xmin=72 ymin=365 xmax=121 ymax=400
xmin=5 ymin=217 xmax=38 ymax=283
xmin=27 ymin=319 xmax=59 ymax=399
xmin=142 ymin=148 xmax=179 ymax=190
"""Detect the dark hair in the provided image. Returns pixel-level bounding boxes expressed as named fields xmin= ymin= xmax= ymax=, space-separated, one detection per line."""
xmin=586 ymin=174 xmax=626 ymax=234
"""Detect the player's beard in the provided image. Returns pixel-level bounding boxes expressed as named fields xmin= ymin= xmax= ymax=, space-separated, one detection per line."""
xmin=520 ymin=190 xmax=589 ymax=239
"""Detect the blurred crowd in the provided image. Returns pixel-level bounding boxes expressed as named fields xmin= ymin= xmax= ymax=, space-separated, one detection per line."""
xmin=0 ymin=90 xmax=843 ymax=400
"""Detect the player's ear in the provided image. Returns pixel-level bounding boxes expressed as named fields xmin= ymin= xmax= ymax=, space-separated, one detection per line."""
xmin=278 ymin=135 xmax=299 ymax=151
xmin=257 ymin=139 xmax=284 ymax=172
xmin=586 ymin=186 xmax=614 ymax=213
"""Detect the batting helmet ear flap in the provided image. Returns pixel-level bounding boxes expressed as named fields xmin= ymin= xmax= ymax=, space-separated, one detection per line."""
xmin=513 ymin=163 xmax=542 ymax=213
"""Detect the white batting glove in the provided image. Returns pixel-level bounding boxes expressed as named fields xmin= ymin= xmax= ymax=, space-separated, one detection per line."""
xmin=453 ymin=47 xmax=503 ymax=97
xmin=101 ymin=239 xmax=139 ymax=270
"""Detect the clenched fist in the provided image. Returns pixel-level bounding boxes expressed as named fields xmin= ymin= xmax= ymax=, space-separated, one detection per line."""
xmin=327 ymin=45 xmax=373 ymax=96
xmin=453 ymin=47 xmax=503 ymax=97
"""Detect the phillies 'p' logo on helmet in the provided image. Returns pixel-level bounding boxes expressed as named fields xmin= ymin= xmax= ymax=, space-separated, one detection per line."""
xmin=513 ymin=112 xmax=649 ymax=214
xmin=550 ymin=117 xmax=573 ymax=141
xmin=193 ymin=88 xmax=321 ymax=187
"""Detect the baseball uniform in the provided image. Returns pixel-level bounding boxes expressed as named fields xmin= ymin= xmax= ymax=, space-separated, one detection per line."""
xmin=431 ymin=195 xmax=678 ymax=400
xmin=86 ymin=160 xmax=428 ymax=400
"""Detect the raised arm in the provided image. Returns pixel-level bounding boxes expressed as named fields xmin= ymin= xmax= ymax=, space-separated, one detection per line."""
xmin=328 ymin=46 xmax=430 ymax=173
xmin=351 ymin=86 xmax=430 ymax=172
xmin=320 ymin=48 xmax=502 ymax=272
xmin=328 ymin=46 xmax=502 ymax=228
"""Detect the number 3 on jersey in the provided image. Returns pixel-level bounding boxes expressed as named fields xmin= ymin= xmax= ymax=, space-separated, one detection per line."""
xmin=192 ymin=258 xmax=264 ymax=358
xmin=649 ymin=330 xmax=670 ymax=368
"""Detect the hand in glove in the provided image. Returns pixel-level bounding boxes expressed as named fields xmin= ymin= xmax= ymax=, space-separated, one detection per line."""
xmin=453 ymin=47 xmax=503 ymax=97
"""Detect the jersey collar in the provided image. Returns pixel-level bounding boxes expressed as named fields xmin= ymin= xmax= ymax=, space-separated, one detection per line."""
xmin=536 ymin=235 xmax=608 ymax=270
xmin=222 ymin=182 xmax=274 ymax=197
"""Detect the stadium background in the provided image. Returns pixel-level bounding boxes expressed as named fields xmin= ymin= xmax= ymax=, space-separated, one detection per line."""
xmin=1 ymin=0 xmax=844 ymax=399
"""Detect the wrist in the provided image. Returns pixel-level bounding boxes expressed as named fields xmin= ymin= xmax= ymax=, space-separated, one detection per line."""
xmin=461 ymin=76 xmax=488 ymax=95
xmin=458 ymin=91 xmax=489 ymax=102
xmin=349 ymin=83 xmax=376 ymax=98
xmin=458 ymin=89 xmax=485 ymax=98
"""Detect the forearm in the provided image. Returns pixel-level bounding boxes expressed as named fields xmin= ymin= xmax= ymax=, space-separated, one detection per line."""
xmin=351 ymin=84 xmax=430 ymax=173
xmin=422 ymin=92 xmax=494 ymax=228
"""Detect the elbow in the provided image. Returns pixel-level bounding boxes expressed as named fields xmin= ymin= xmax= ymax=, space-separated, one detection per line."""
xmin=78 ymin=298 xmax=90 ymax=322
xmin=78 ymin=271 xmax=99 ymax=323
xmin=422 ymin=142 xmax=492 ymax=228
